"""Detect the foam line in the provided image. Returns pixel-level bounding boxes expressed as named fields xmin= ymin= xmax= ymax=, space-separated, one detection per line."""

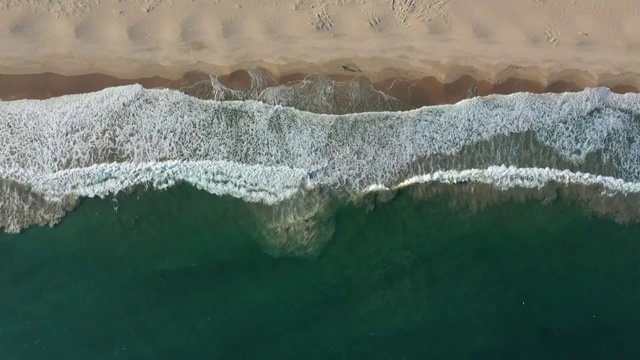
xmin=0 ymin=161 xmax=308 ymax=205
xmin=391 ymin=165 xmax=640 ymax=194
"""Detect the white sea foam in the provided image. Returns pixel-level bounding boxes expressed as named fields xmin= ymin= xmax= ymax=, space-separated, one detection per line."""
xmin=202 ymin=68 xmax=409 ymax=114
xmin=0 ymin=161 xmax=308 ymax=205
xmin=391 ymin=165 xmax=640 ymax=194
xmin=0 ymin=84 xmax=639 ymax=232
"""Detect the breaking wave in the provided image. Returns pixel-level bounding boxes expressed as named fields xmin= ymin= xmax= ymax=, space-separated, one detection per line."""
xmin=1 ymin=81 xmax=639 ymax=254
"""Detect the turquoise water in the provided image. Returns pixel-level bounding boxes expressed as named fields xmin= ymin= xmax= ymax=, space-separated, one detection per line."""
xmin=2 ymin=186 xmax=640 ymax=359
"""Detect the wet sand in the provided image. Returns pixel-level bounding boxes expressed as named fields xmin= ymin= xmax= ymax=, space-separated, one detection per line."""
xmin=1 ymin=67 xmax=639 ymax=107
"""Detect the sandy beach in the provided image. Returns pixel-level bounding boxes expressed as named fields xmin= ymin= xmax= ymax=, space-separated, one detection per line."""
xmin=5 ymin=2 xmax=640 ymax=358
xmin=1 ymin=0 xmax=640 ymax=92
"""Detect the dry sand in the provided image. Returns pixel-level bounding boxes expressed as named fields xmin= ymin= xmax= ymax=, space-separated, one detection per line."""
xmin=0 ymin=0 xmax=639 ymax=89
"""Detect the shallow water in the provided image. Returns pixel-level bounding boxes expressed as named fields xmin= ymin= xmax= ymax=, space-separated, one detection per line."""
xmin=1 ymin=186 xmax=640 ymax=359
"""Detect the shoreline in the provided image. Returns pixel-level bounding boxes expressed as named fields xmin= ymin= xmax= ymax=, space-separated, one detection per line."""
xmin=2 ymin=65 xmax=639 ymax=106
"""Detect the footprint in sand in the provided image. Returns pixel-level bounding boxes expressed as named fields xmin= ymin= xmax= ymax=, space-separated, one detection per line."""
xmin=544 ymin=22 xmax=560 ymax=45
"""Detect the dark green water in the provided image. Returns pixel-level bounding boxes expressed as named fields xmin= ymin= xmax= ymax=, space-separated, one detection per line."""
xmin=1 ymin=186 xmax=640 ymax=359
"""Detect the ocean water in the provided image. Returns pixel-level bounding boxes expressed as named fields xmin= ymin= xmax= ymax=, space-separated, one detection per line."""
xmin=2 ymin=187 xmax=640 ymax=359
xmin=1 ymin=74 xmax=640 ymax=358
